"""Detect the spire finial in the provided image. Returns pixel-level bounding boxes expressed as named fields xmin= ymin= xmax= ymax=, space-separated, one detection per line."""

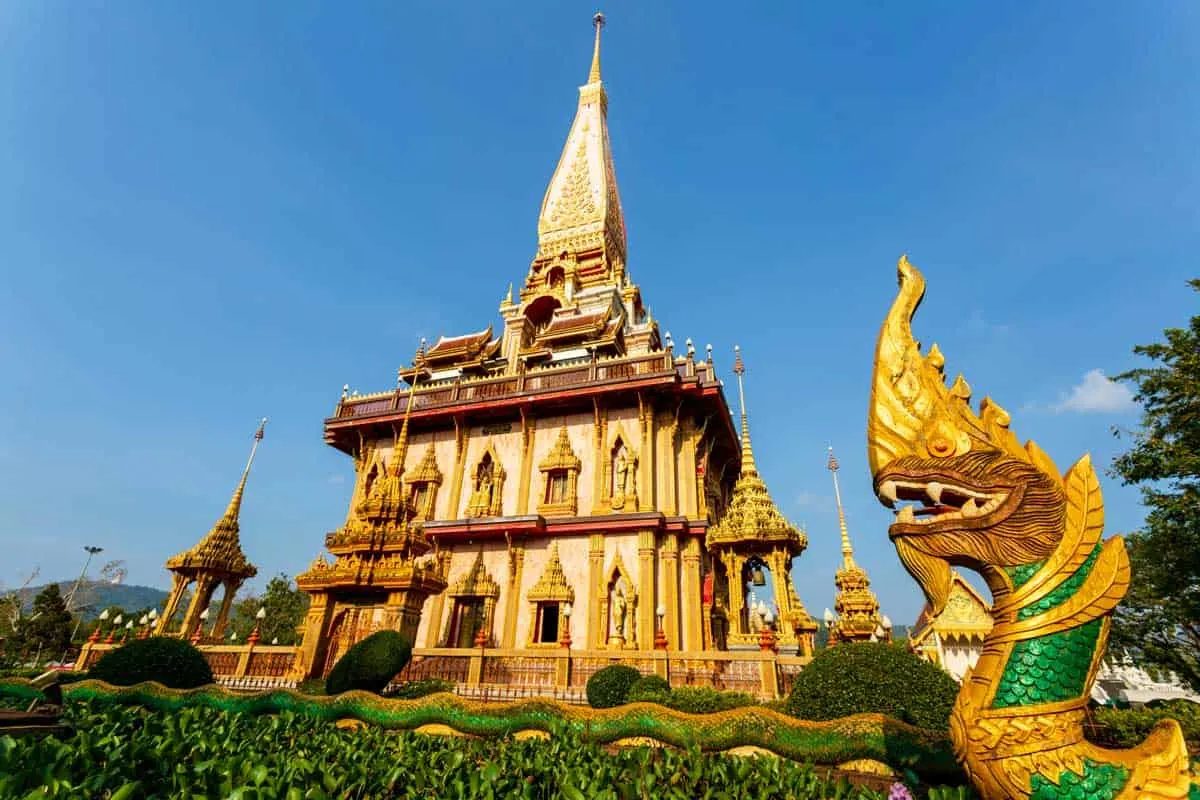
xmin=224 ymin=418 xmax=267 ymax=520
xmin=732 ymin=346 xmax=756 ymax=476
xmin=589 ymin=12 xmax=605 ymax=84
xmin=827 ymin=445 xmax=856 ymax=567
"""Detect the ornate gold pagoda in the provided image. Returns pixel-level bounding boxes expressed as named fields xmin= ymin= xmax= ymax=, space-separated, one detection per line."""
xmin=825 ymin=446 xmax=886 ymax=645
xmin=156 ymin=419 xmax=265 ymax=640
xmin=295 ymin=357 xmax=448 ymax=678
xmin=706 ymin=347 xmax=816 ymax=654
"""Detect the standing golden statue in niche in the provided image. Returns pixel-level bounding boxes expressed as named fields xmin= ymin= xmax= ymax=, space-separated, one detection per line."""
xmin=610 ymin=442 xmax=638 ymax=510
xmin=866 ymin=256 xmax=1197 ymax=800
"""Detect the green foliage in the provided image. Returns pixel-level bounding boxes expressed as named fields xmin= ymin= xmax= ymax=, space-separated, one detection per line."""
xmin=227 ymin=573 xmax=311 ymax=645
xmin=1092 ymin=701 xmax=1200 ymax=747
xmin=787 ymin=642 xmax=959 ymax=730
xmin=586 ymin=664 xmax=642 ymax=709
xmin=4 ymin=583 xmax=74 ymax=664
xmin=88 ymin=636 xmax=214 ymax=689
xmin=324 ymin=630 xmax=412 ymax=695
xmin=1109 ymin=280 xmax=1200 ymax=692
xmin=631 ymin=686 xmax=761 ymax=714
xmin=626 ymin=674 xmax=670 ymax=699
xmin=0 ymin=701 xmax=903 ymax=799
xmin=387 ymin=678 xmax=456 ymax=700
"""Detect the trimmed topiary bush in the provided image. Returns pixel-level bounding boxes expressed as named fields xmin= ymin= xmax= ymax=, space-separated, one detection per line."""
xmin=325 ymin=630 xmax=413 ymax=695
xmin=88 ymin=637 xmax=214 ymax=690
xmin=787 ymin=642 xmax=959 ymax=730
xmin=627 ymin=674 xmax=670 ymax=701
xmin=586 ymin=664 xmax=642 ymax=708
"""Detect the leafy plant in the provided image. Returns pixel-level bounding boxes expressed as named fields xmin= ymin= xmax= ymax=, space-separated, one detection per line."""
xmin=325 ymin=630 xmax=412 ymax=695
xmin=787 ymin=642 xmax=959 ymax=730
xmin=0 ymin=701 xmax=914 ymax=798
xmin=88 ymin=636 xmax=213 ymax=689
xmin=586 ymin=664 xmax=642 ymax=709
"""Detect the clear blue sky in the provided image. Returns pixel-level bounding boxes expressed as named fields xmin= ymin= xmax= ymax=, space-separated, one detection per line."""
xmin=1 ymin=3 xmax=1195 ymax=626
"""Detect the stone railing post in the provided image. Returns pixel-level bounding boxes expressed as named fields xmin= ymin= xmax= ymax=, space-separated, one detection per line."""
xmin=759 ymin=651 xmax=780 ymax=701
xmin=653 ymin=650 xmax=668 ymax=680
xmin=468 ymin=647 xmax=485 ymax=686
xmin=235 ymin=642 xmax=254 ymax=678
xmin=555 ymin=649 xmax=572 ymax=688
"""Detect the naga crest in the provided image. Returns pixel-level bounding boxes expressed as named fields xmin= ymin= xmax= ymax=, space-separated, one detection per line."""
xmin=867 ymin=257 xmax=1124 ymax=619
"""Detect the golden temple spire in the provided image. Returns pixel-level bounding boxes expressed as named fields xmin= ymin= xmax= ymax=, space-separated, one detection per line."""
xmin=827 ymin=446 xmax=856 ymax=569
xmin=732 ymin=345 xmax=757 ymax=477
xmin=588 ymin=12 xmax=604 ymax=84
xmin=535 ymin=12 xmax=626 ymax=265
xmin=222 ymin=417 xmax=268 ymax=525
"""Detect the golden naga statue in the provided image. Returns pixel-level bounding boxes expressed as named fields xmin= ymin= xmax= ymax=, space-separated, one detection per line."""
xmin=867 ymin=256 xmax=1198 ymax=800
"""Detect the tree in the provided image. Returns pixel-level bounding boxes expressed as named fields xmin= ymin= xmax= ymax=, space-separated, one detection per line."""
xmin=1109 ymin=278 xmax=1200 ymax=691
xmin=8 ymin=583 xmax=74 ymax=665
xmin=228 ymin=574 xmax=309 ymax=645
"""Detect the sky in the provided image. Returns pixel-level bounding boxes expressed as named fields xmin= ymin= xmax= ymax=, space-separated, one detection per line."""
xmin=0 ymin=3 xmax=1196 ymax=626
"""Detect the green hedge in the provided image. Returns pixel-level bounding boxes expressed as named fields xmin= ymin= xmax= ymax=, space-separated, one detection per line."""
xmin=788 ymin=642 xmax=959 ymax=730
xmin=0 ymin=701 xmax=906 ymax=799
xmin=627 ymin=674 xmax=670 ymax=699
xmin=387 ymin=678 xmax=456 ymax=700
xmin=325 ymin=630 xmax=412 ymax=695
xmin=632 ymin=686 xmax=761 ymax=715
xmin=88 ymin=637 xmax=213 ymax=690
xmin=586 ymin=665 xmax=642 ymax=709
xmin=1092 ymin=701 xmax=1200 ymax=747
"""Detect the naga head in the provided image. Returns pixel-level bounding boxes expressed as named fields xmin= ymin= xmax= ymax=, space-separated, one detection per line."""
xmin=868 ymin=257 xmax=1067 ymax=616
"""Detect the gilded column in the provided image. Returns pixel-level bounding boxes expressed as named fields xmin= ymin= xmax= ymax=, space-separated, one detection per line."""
xmin=502 ymin=541 xmax=526 ymax=648
xmin=588 ymin=532 xmax=605 ymax=648
xmin=637 ymin=529 xmax=656 ymax=651
xmin=448 ymin=415 xmax=468 ymax=518
xmin=680 ymin=536 xmax=703 ymax=651
xmin=726 ymin=553 xmax=748 ymax=638
xmin=637 ymin=393 xmax=655 ymax=511
xmin=292 ymin=593 xmax=334 ymax=680
xmin=591 ymin=399 xmax=607 ymax=514
xmin=423 ymin=552 xmax=453 ymax=648
xmin=516 ymin=408 xmax=536 ymax=515
xmin=660 ymin=533 xmax=680 ymax=650
xmin=658 ymin=411 xmax=679 ymax=517
xmin=679 ymin=418 xmax=699 ymax=519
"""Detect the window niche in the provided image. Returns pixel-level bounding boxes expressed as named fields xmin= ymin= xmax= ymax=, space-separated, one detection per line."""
xmin=526 ymin=542 xmax=574 ymax=647
xmin=403 ymin=444 xmax=443 ymax=520
xmin=442 ymin=552 xmax=499 ymax=648
xmin=602 ymin=429 xmax=638 ymax=512
xmin=537 ymin=426 xmax=581 ymax=516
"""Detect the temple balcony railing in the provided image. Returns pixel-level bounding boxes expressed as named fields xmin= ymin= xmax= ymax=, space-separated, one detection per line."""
xmin=76 ymin=641 xmax=302 ymax=691
xmin=332 ymin=350 xmax=717 ymax=421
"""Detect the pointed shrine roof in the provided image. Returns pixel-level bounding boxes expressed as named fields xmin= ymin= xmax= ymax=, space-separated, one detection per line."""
xmin=707 ymin=347 xmax=806 ymax=553
xmin=165 ymin=421 xmax=264 ymax=582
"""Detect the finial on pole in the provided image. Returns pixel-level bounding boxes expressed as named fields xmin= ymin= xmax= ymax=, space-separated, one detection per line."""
xmin=827 ymin=445 xmax=856 ymax=567
xmin=589 ymin=12 xmax=605 ymax=84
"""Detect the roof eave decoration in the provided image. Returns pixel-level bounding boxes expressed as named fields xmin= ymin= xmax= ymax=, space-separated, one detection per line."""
xmin=527 ymin=543 xmax=576 ymax=603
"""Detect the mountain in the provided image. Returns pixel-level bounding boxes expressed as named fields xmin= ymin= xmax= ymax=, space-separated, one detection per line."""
xmin=8 ymin=582 xmax=169 ymax=619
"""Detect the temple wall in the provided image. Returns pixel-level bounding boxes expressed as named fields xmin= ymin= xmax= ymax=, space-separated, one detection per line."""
xmin=512 ymin=535 xmax=591 ymax=647
xmin=459 ymin=426 xmax=524 ymax=517
xmin=527 ymin=412 xmax=595 ymax=514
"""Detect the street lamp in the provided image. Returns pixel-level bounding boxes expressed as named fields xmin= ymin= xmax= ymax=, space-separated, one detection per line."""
xmin=191 ymin=608 xmax=210 ymax=645
xmin=88 ymin=609 xmax=110 ymax=644
xmin=560 ymin=603 xmax=573 ymax=649
xmin=137 ymin=615 xmax=150 ymax=640
xmin=121 ymin=619 xmax=134 ymax=644
xmin=654 ymin=604 xmax=668 ymax=650
xmin=63 ymin=545 xmax=104 ymax=662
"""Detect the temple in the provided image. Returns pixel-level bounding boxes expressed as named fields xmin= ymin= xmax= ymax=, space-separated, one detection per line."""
xmin=824 ymin=447 xmax=887 ymax=645
xmin=291 ymin=15 xmax=818 ymax=680
xmin=156 ymin=419 xmax=266 ymax=640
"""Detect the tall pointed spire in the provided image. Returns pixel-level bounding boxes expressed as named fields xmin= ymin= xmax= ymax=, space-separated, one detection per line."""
xmin=536 ymin=12 xmax=626 ymax=267
xmin=588 ymin=12 xmax=604 ymax=84
xmin=223 ymin=417 xmax=268 ymax=522
xmin=826 ymin=445 xmax=885 ymax=645
xmin=732 ymin=345 xmax=757 ymax=476
xmin=826 ymin=446 xmax=856 ymax=569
